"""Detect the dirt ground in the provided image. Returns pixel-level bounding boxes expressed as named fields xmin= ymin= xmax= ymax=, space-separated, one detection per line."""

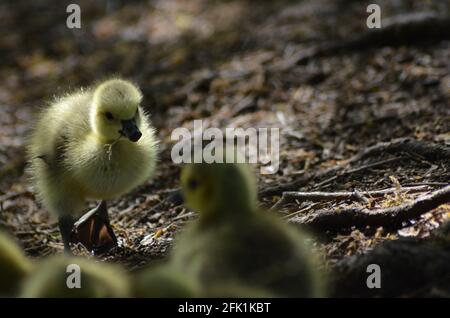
xmin=0 ymin=0 xmax=449 ymax=297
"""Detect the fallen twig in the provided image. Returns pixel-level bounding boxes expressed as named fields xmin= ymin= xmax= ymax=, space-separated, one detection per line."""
xmin=332 ymin=236 xmax=450 ymax=297
xmin=259 ymin=137 xmax=450 ymax=197
xmin=402 ymin=182 xmax=448 ymax=187
xmin=291 ymin=185 xmax=450 ymax=231
xmin=270 ymin=185 xmax=431 ymax=210
xmin=281 ymin=203 xmax=321 ymax=220
xmin=259 ymin=169 xmax=333 ymax=198
xmin=312 ymin=157 xmax=402 ymax=190
xmin=260 ymin=157 xmax=399 ymax=198
xmin=172 ymin=211 xmax=196 ymax=221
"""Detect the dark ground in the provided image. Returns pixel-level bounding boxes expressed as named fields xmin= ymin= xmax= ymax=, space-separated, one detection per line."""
xmin=0 ymin=0 xmax=449 ymax=297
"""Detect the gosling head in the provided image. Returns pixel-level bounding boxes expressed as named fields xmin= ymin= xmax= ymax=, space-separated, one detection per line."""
xmin=91 ymin=79 xmax=143 ymax=143
xmin=181 ymin=155 xmax=257 ymax=222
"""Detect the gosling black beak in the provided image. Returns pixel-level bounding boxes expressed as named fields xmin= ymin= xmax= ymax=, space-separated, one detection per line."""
xmin=120 ymin=119 xmax=142 ymax=142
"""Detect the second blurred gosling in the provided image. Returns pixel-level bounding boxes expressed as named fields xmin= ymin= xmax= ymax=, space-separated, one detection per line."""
xmin=133 ymin=262 xmax=198 ymax=298
xmin=173 ymin=160 xmax=326 ymax=297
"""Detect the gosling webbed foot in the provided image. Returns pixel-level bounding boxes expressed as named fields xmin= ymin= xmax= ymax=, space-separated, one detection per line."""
xmin=71 ymin=200 xmax=118 ymax=255
xmin=58 ymin=215 xmax=75 ymax=254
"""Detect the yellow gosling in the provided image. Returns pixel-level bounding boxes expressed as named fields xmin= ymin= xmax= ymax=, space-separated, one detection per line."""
xmin=0 ymin=232 xmax=33 ymax=296
xmin=20 ymin=256 xmax=130 ymax=298
xmin=28 ymin=78 xmax=158 ymax=253
xmin=132 ymin=262 xmax=198 ymax=298
xmin=173 ymin=157 xmax=327 ymax=297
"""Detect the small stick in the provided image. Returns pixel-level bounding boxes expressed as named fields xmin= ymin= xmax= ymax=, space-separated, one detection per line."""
xmin=313 ymin=157 xmax=402 ymax=190
xmin=291 ymin=185 xmax=450 ymax=231
xmin=172 ymin=211 xmax=196 ymax=221
xmin=271 ymin=185 xmax=430 ymax=210
xmin=352 ymin=189 xmax=370 ymax=204
xmin=259 ymin=138 xmax=450 ymax=197
xmin=281 ymin=203 xmax=321 ymax=220
xmin=402 ymin=182 xmax=448 ymax=187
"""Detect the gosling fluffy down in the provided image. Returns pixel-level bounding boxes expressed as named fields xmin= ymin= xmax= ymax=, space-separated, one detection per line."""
xmin=20 ymin=256 xmax=130 ymax=298
xmin=27 ymin=79 xmax=158 ymax=249
xmin=0 ymin=232 xmax=33 ymax=296
xmin=132 ymin=263 xmax=198 ymax=298
xmin=173 ymin=159 xmax=327 ymax=297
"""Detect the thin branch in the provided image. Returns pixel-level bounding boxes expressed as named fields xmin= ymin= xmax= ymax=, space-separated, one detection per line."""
xmin=291 ymin=185 xmax=450 ymax=231
xmin=312 ymin=157 xmax=402 ymax=190
xmin=270 ymin=185 xmax=431 ymax=210
xmin=259 ymin=171 xmax=315 ymax=198
xmin=260 ymin=156 xmax=399 ymax=198
xmin=259 ymin=137 xmax=450 ymax=197
xmin=402 ymin=182 xmax=448 ymax=187
xmin=281 ymin=203 xmax=321 ymax=220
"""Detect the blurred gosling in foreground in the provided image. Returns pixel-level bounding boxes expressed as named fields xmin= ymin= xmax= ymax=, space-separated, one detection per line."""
xmin=20 ymin=256 xmax=130 ymax=298
xmin=133 ymin=262 xmax=276 ymax=298
xmin=0 ymin=232 xmax=33 ymax=296
xmin=173 ymin=156 xmax=327 ymax=297
xmin=28 ymin=78 xmax=158 ymax=253
xmin=133 ymin=262 xmax=198 ymax=298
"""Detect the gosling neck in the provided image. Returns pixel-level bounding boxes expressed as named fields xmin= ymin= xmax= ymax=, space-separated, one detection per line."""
xmin=87 ymin=131 xmax=120 ymax=146
xmin=198 ymin=203 xmax=255 ymax=228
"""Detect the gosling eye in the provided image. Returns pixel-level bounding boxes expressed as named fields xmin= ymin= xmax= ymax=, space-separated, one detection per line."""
xmin=105 ymin=112 xmax=114 ymax=120
xmin=187 ymin=178 xmax=199 ymax=191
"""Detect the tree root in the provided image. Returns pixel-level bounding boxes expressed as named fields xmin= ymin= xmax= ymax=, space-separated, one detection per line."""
xmin=285 ymin=12 xmax=450 ymax=67
xmin=332 ymin=235 xmax=450 ymax=297
xmin=291 ymin=184 xmax=450 ymax=231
